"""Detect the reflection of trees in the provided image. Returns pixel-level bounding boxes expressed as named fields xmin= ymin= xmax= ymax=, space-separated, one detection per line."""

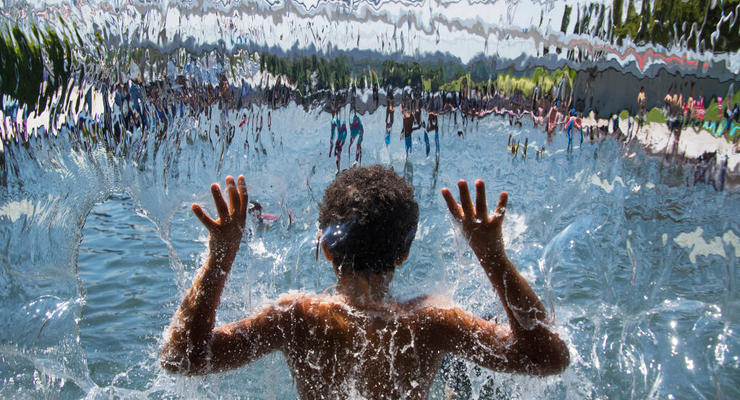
xmin=0 ymin=23 xmax=75 ymax=116
xmin=260 ymin=53 xmax=351 ymax=94
xmin=563 ymin=0 xmax=740 ymax=52
xmin=258 ymin=54 xmax=451 ymax=94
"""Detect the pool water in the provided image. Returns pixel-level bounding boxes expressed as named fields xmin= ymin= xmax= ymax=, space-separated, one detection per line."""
xmin=2 ymin=101 xmax=737 ymax=398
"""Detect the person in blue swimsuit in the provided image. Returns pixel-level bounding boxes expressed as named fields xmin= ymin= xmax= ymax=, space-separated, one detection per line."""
xmin=402 ymin=108 xmax=414 ymax=156
xmin=330 ymin=115 xmax=338 ymax=157
xmin=565 ymin=111 xmax=582 ymax=146
xmin=349 ymin=114 xmax=364 ymax=165
xmin=385 ymin=96 xmax=394 ymax=146
xmin=335 ymin=119 xmax=347 ymax=170
xmin=427 ymin=111 xmax=439 ymax=159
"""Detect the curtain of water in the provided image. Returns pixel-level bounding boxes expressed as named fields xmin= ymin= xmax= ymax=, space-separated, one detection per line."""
xmin=2 ymin=100 xmax=738 ymax=398
xmin=1 ymin=0 xmax=739 ymax=398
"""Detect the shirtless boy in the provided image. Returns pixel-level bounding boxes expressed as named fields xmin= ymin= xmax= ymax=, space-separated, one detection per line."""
xmin=161 ymin=166 xmax=569 ymax=399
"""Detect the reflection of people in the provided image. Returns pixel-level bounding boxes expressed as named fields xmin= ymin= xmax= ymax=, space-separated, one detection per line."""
xmin=161 ymin=169 xmax=569 ymax=398
xmin=349 ymin=114 xmax=364 ymax=165
xmin=329 ymin=116 xmax=338 ymax=156
xmin=428 ymin=111 xmax=440 ymax=159
xmin=402 ymin=104 xmax=415 ymax=156
xmin=334 ymin=119 xmax=347 ymax=170
xmin=637 ymin=87 xmax=647 ymax=128
xmin=565 ymin=113 xmax=582 ymax=145
xmin=385 ymin=93 xmax=394 ymax=146
xmin=546 ymin=105 xmax=558 ymax=135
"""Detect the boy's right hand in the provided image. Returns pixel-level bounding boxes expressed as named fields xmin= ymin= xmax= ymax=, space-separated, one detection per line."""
xmin=192 ymin=175 xmax=248 ymax=261
xmin=441 ymin=179 xmax=508 ymax=266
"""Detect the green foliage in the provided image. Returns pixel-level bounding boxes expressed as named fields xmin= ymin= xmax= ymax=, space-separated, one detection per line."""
xmin=495 ymin=74 xmax=535 ymax=98
xmin=439 ymin=75 xmax=464 ymax=92
xmin=645 ymin=107 xmax=666 ymax=124
xmin=610 ymin=0 xmax=740 ymax=52
xmin=0 ymin=23 xmax=74 ymax=115
xmin=612 ymin=0 xmax=624 ymax=42
xmin=561 ymin=5 xmax=572 ymax=33
xmin=704 ymin=99 xmax=720 ymax=123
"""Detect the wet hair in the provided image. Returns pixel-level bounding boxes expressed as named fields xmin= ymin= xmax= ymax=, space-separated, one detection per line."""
xmin=318 ymin=165 xmax=418 ymax=275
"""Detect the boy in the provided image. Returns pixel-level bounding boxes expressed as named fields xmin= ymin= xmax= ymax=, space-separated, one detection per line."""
xmin=161 ymin=165 xmax=569 ymax=398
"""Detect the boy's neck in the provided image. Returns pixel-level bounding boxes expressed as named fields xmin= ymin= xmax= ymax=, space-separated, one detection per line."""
xmin=335 ymin=269 xmax=394 ymax=307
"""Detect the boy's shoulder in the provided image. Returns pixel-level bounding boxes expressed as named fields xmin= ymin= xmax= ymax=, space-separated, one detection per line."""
xmin=272 ymin=292 xmax=475 ymax=323
xmin=275 ymin=292 xmax=332 ymax=310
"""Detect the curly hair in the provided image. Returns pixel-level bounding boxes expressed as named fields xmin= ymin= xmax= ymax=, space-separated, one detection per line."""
xmin=318 ymin=165 xmax=418 ymax=275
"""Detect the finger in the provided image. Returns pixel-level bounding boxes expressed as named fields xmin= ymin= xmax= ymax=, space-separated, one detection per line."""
xmin=493 ymin=192 xmax=508 ymax=221
xmin=237 ymin=175 xmax=248 ymax=218
xmin=441 ymin=188 xmax=463 ymax=220
xmin=212 ymin=183 xmax=229 ymax=222
xmin=226 ymin=176 xmax=240 ymax=215
xmin=192 ymin=203 xmax=218 ymax=231
xmin=474 ymin=180 xmax=488 ymax=222
xmin=458 ymin=180 xmax=474 ymax=220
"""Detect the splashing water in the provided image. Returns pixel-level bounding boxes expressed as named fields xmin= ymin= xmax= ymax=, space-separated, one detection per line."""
xmin=1 ymin=1 xmax=739 ymax=399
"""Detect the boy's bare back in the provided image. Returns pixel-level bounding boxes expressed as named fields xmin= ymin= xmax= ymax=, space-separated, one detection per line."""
xmin=161 ymin=168 xmax=569 ymax=398
xmin=204 ymin=292 xmax=527 ymax=399
xmin=269 ymin=294 xmax=445 ymax=398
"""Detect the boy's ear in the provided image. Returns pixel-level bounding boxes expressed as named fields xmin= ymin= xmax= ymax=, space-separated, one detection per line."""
xmin=394 ymin=251 xmax=409 ymax=266
xmin=322 ymin=241 xmax=334 ymax=261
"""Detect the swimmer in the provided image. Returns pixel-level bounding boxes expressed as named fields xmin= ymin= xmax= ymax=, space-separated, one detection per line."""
xmin=247 ymin=200 xmax=279 ymax=227
xmin=161 ymin=169 xmax=569 ymax=398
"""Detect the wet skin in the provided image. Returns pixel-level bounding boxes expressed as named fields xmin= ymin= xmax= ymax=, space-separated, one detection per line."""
xmin=161 ymin=175 xmax=569 ymax=399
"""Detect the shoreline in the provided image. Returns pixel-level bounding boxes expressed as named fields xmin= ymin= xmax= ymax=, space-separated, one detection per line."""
xmin=580 ymin=113 xmax=739 ymax=189
xmin=350 ymin=89 xmax=740 ymax=189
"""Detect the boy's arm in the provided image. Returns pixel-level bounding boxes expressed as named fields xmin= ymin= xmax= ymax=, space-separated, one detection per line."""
xmin=161 ymin=176 xmax=286 ymax=375
xmin=436 ymin=180 xmax=569 ymax=376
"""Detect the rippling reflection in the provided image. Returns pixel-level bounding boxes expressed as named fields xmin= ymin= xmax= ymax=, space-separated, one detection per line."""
xmin=0 ymin=0 xmax=739 ymax=399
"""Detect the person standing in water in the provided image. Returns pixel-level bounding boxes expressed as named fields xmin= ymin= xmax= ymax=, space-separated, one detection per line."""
xmin=546 ymin=103 xmax=559 ymax=135
xmin=637 ymin=86 xmax=647 ymax=133
xmin=427 ymin=110 xmax=440 ymax=160
xmin=349 ymin=114 xmax=364 ymax=165
xmin=334 ymin=119 xmax=347 ymax=171
xmin=329 ymin=112 xmax=339 ymax=157
xmin=385 ymin=93 xmax=395 ymax=146
xmin=401 ymin=102 xmax=416 ymax=157
xmin=161 ymin=166 xmax=569 ymax=399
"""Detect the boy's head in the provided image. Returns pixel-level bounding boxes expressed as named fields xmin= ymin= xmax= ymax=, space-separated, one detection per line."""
xmin=318 ymin=165 xmax=418 ymax=275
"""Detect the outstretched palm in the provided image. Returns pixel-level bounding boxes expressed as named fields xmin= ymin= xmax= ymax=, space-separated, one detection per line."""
xmin=441 ymin=179 xmax=508 ymax=263
xmin=192 ymin=175 xmax=248 ymax=256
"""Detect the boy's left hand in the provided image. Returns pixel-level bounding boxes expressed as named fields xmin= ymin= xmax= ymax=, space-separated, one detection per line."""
xmin=192 ymin=175 xmax=248 ymax=259
xmin=441 ymin=179 xmax=508 ymax=266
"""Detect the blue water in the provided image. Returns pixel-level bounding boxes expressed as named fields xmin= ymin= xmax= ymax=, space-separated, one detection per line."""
xmin=1 ymin=103 xmax=731 ymax=398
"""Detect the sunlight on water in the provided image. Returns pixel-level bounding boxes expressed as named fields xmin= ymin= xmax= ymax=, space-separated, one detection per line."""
xmin=1 ymin=0 xmax=739 ymax=398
